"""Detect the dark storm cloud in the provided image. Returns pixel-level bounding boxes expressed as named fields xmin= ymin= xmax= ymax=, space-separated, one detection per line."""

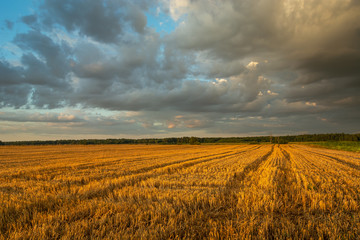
xmin=127 ymin=5 xmax=147 ymax=34
xmin=0 ymin=0 xmax=359 ymax=138
xmin=169 ymin=0 xmax=360 ymax=79
xmin=11 ymin=30 xmax=73 ymax=108
xmin=0 ymin=61 xmax=29 ymax=108
xmin=70 ymin=35 xmax=191 ymax=101
xmin=0 ymin=30 xmax=75 ymax=109
xmin=165 ymin=0 xmax=360 ymax=126
xmin=0 ymin=61 xmax=23 ymax=86
xmin=167 ymin=1 xmax=281 ymax=59
xmin=0 ymin=85 xmax=30 ymax=108
xmin=39 ymin=0 xmax=152 ymax=43
xmin=40 ymin=0 xmax=123 ymax=43
xmin=71 ymin=68 xmax=270 ymax=113
xmin=21 ymin=15 xmax=37 ymax=26
xmin=14 ymin=30 xmax=71 ymax=79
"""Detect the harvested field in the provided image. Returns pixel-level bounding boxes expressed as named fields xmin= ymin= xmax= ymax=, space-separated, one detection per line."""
xmin=1 ymin=144 xmax=360 ymax=239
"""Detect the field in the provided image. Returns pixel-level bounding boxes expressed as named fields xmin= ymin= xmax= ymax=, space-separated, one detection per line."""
xmin=1 ymin=144 xmax=360 ymax=239
xmin=301 ymin=141 xmax=360 ymax=153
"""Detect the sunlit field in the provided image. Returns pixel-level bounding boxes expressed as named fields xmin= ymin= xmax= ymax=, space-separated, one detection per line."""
xmin=302 ymin=141 xmax=360 ymax=153
xmin=1 ymin=144 xmax=360 ymax=239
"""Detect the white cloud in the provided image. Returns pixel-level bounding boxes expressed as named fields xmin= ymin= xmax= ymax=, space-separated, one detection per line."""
xmin=305 ymin=102 xmax=317 ymax=107
xmin=267 ymin=90 xmax=279 ymax=96
xmin=246 ymin=61 xmax=259 ymax=70
xmin=215 ymin=78 xmax=227 ymax=84
xmin=166 ymin=0 xmax=190 ymax=21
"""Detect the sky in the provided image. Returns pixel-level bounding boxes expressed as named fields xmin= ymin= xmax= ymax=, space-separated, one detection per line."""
xmin=0 ymin=0 xmax=360 ymax=141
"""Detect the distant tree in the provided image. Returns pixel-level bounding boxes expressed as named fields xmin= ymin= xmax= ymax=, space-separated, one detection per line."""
xmin=189 ymin=137 xmax=200 ymax=145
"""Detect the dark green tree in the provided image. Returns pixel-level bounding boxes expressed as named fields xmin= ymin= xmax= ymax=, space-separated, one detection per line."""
xmin=189 ymin=137 xmax=200 ymax=145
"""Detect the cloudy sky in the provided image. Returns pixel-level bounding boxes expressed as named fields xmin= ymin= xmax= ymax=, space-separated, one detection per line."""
xmin=1 ymin=0 xmax=359 ymax=141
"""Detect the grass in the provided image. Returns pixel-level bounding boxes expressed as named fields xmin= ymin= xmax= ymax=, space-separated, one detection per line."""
xmin=300 ymin=141 xmax=360 ymax=152
xmin=0 ymin=144 xmax=360 ymax=239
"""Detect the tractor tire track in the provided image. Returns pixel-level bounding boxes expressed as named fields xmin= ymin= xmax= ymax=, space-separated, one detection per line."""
xmin=293 ymin=146 xmax=360 ymax=171
xmin=226 ymin=145 xmax=275 ymax=188
xmin=76 ymin=145 xmax=263 ymax=200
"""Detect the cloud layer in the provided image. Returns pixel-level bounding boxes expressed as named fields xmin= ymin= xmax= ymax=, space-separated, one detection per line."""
xmin=1 ymin=0 xmax=359 ymax=140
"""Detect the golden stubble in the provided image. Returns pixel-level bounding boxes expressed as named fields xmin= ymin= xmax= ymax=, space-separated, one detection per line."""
xmin=0 ymin=144 xmax=359 ymax=239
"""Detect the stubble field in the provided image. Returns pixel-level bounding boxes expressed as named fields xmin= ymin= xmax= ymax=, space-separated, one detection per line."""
xmin=1 ymin=144 xmax=360 ymax=239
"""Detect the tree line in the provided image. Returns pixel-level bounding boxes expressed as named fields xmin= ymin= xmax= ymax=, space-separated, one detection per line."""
xmin=1 ymin=133 xmax=359 ymax=146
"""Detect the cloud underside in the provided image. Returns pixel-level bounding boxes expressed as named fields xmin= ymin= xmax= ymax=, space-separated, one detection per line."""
xmin=1 ymin=0 xmax=360 ymax=138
